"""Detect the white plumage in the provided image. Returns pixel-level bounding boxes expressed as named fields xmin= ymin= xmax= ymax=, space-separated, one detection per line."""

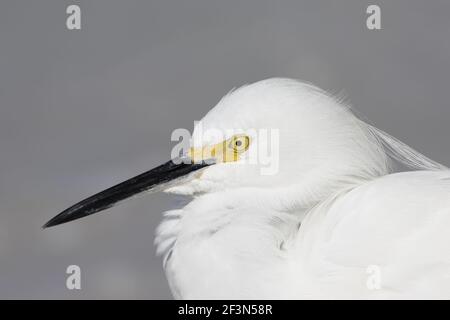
xmin=154 ymin=78 xmax=450 ymax=299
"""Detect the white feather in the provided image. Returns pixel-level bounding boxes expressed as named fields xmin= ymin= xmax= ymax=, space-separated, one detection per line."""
xmin=155 ymin=78 xmax=450 ymax=299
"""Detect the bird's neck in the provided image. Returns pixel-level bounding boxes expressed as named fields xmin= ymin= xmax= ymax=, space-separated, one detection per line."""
xmin=157 ymin=175 xmax=371 ymax=298
xmin=156 ymin=188 xmax=313 ymax=299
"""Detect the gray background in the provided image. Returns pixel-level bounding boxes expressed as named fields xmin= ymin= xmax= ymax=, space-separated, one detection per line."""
xmin=0 ymin=0 xmax=449 ymax=299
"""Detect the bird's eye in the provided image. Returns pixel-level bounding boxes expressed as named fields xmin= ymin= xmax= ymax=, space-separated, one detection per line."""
xmin=229 ymin=135 xmax=250 ymax=153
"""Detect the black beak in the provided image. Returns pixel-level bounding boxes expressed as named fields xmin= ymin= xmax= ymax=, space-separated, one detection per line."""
xmin=43 ymin=158 xmax=212 ymax=228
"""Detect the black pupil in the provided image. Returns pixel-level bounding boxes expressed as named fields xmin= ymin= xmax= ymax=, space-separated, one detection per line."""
xmin=235 ymin=140 xmax=242 ymax=147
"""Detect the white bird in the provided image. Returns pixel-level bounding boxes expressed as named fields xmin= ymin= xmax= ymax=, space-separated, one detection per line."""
xmin=45 ymin=78 xmax=450 ymax=299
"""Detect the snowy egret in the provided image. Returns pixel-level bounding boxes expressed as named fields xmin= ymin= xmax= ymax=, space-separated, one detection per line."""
xmin=44 ymin=78 xmax=450 ymax=299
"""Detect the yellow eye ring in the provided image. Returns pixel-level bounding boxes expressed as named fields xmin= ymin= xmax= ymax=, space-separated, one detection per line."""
xmin=189 ymin=134 xmax=250 ymax=163
xmin=228 ymin=135 xmax=250 ymax=153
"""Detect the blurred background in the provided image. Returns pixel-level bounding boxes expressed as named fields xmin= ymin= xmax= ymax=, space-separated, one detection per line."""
xmin=1 ymin=0 xmax=450 ymax=299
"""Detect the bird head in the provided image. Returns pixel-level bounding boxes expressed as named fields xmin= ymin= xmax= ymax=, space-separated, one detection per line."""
xmin=166 ymin=78 xmax=390 ymax=199
xmin=44 ymin=78 xmax=389 ymax=228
